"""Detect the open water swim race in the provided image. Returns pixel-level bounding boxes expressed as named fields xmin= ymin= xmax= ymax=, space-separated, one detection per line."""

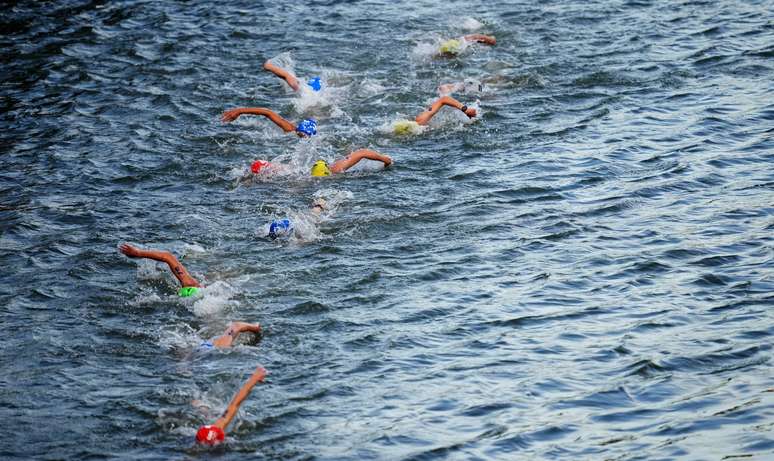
xmin=2 ymin=1 xmax=773 ymax=459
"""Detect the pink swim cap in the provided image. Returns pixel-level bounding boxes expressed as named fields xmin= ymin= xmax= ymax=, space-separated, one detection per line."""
xmin=251 ymin=160 xmax=270 ymax=174
xmin=196 ymin=425 xmax=225 ymax=445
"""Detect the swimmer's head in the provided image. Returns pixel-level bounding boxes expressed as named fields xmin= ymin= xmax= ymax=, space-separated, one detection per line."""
xmin=307 ymin=76 xmax=322 ymax=92
xmin=439 ymin=39 xmax=462 ymax=55
xmin=310 ymin=160 xmax=331 ymax=177
xmin=251 ymin=160 xmax=271 ymax=174
xmin=464 ymin=79 xmax=483 ymax=92
xmin=196 ymin=425 xmax=225 ymax=445
xmin=268 ymin=218 xmax=294 ymax=240
xmin=295 ymin=118 xmax=317 ymax=137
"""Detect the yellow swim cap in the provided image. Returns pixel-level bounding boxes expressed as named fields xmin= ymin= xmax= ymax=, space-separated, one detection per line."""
xmin=393 ymin=120 xmax=422 ymax=135
xmin=439 ymin=39 xmax=462 ymax=55
xmin=311 ymin=160 xmax=331 ymax=177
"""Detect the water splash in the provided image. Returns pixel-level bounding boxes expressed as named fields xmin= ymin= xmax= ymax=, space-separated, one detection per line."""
xmin=460 ymin=17 xmax=484 ymax=31
xmin=189 ymin=281 xmax=239 ymax=317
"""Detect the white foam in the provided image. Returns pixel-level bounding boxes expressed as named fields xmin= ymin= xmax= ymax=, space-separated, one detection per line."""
xmin=189 ymin=281 xmax=238 ymax=317
xmin=461 ymin=18 xmax=484 ymax=31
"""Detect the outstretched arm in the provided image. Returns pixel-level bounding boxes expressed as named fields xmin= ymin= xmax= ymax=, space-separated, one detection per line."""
xmin=330 ymin=149 xmax=392 ymax=173
xmin=463 ymin=34 xmax=496 ymax=45
xmin=263 ymin=60 xmax=301 ymax=91
xmin=222 ymin=107 xmax=296 ymax=132
xmin=119 ymin=243 xmax=200 ymax=288
xmin=213 ymin=366 xmax=267 ymax=430
xmin=415 ymin=96 xmax=477 ymax=125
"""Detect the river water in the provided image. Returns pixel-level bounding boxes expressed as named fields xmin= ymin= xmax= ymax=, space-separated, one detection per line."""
xmin=2 ymin=0 xmax=773 ymax=459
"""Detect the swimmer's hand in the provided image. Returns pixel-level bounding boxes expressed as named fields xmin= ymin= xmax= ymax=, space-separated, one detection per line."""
xmin=119 ymin=243 xmax=142 ymax=258
xmin=464 ymin=107 xmax=477 ymax=118
xmin=221 ymin=109 xmax=243 ymax=123
xmin=251 ymin=366 xmax=268 ymax=383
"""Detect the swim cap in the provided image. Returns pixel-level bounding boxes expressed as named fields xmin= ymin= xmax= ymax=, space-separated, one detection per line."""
xmin=196 ymin=425 xmax=225 ymax=445
xmin=311 ymin=160 xmax=331 ymax=177
xmin=439 ymin=39 xmax=462 ymax=55
xmin=251 ymin=160 xmax=270 ymax=174
xmin=296 ymin=118 xmax=317 ymax=136
xmin=307 ymin=76 xmax=322 ymax=92
xmin=268 ymin=218 xmax=294 ymax=240
xmin=178 ymin=286 xmax=200 ymax=298
xmin=393 ymin=120 xmax=422 ymax=135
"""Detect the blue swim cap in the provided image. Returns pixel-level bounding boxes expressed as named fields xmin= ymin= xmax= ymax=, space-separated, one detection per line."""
xmin=296 ymin=118 xmax=317 ymax=136
xmin=307 ymin=76 xmax=322 ymax=92
xmin=268 ymin=218 xmax=294 ymax=240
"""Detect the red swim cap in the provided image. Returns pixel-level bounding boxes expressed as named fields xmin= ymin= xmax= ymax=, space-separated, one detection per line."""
xmin=196 ymin=425 xmax=225 ymax=445
xmin=251 ymin=160 xmax=270 ymax=174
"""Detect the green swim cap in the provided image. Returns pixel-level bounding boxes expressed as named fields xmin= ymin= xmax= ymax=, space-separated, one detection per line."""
xmin=439 ymin=39 xmax=462 ymax=55
xmin=178 ymin=286 xmax=200 ymax=297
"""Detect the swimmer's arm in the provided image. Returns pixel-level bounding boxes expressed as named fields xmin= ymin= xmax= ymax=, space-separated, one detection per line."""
xmin=330 ymin=149 xmax=392 ymax=173
xmin=463 ymin=34 xmax=496 ymax=45
xmin=119 ymin=243 xmax=201 ymax=288
xmin=221 ymin=107 xmax=296 ymax=132
xmin=415 ymin=96 xmax=476 ymax=125
xmin=213 ymin=366 xmax=267 ymax=430
xmin=263 ymin=60 xmax=300 ymax=91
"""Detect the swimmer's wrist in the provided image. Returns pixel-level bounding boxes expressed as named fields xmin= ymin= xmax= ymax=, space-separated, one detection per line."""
xmin=460 ymin=105 xmax=468 ymax=112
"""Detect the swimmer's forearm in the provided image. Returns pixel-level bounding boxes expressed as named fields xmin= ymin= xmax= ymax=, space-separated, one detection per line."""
xmin=463 ymin=34 xmax=496 ymax=45
xmin=217 ymin=367 xmax=267 ymax=430
xmin=355 ymin=149 xmax=392 ymax=166
xmin=438 ymin=96 xmax=465 ymax=110
xmin=222 ymin=108 xmax=295 ymax=132
xmin=263 ymin=61 xmax=300 ymax=91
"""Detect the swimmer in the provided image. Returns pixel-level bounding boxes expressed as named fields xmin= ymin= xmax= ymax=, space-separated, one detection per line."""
xmin=119 ymin=243 xmax=201 ymax=297
xmin=195 ymin=365 xmax=267 ymax=446
xmin=222 ymin=107 xmax=317 ymax=137
xmin=263 ymin=59 xmax=322 ymax=92
xmin=265 ymin=198 xmax=328 ymax=241
xmin=311 ymin=149 xmax=392 ymax=176
xmin=250 ymin=149 xmax=392 ymax=178
xmin=438 ymin=34 xmax=496 ymax=56
xmin=392 ymin=95 xmax=476 ymax=134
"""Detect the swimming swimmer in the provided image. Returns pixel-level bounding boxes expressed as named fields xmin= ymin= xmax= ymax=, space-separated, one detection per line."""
xmin=119 ymin=243 xmax=201 ymax=296
xmin=250 ymin=149 xmax=392 ymax=178
xmin=263 ymin=60 xmax=322 ymax=92
xmin=265 ymin=198 xmax=328 ymax=241
xmin=438 ymin=34 xmax=496 ymax=56
xmin=195 ymin=365 xmax=267 ymax=446
xmin=311 ymin=149 xmax=393 ymax=176
xmin=222 ymin=107 xmax=317 ymax=137
xmin=415 ymin=95 xmax=477 ymax=125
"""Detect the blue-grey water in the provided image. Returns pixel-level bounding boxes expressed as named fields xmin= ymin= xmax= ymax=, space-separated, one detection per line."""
xmin=2 ymin=1 xmax=773 ymax=459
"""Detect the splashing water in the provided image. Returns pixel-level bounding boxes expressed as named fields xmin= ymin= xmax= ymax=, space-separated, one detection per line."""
xmin=190 ymin=281 xmax=239 ymax=317
xmin=460 ymin=17 xmax=484 ymax=31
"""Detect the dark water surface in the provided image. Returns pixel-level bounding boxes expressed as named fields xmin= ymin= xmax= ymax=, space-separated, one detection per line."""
xmin=2 ymin=0 xmax=773 ymax=459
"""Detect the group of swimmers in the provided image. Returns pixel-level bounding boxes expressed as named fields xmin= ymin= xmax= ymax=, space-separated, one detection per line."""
xmin=119 ymin=31 xmax=496 ymax=446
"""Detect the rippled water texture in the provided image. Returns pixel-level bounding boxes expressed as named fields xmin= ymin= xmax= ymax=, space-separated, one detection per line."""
xmin=2 ymin=0 xmax=773 ymax=459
